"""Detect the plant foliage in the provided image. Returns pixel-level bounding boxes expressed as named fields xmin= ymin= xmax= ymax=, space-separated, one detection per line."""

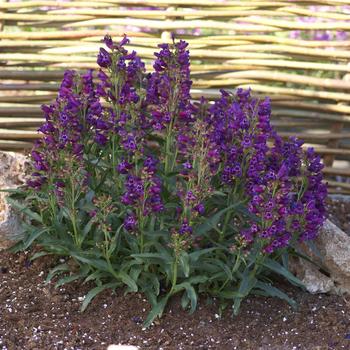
xmin=9 ymin=35 xmax=327 ymax=327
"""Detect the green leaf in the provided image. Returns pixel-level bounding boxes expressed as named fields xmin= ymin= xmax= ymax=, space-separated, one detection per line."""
xmin=71 ymin=254 xmax=109 ymax=272
xmin=171 ymin=282 xmax=198 ymax=314
xmin=181 ymin=290 xmax=190 ymax=310
xmin=184 ymin=284 xmax=197 ymax=314
xmin=233 ymin=270 xmax=257 ymax=315
xmin=139 ymin=272 xmax=160 ymax=297
xmin=82 ymin=218 xmax=95 ymax=239
xmin=45 ymin=264 xmax=70 ymax=284
xmin=212 ymin=191 xmax=227 ymax=197
xmin=0 ymin=188 xmax=25 ymax=194
xmin=85 ymin=190 xmax=95 ymax=203
xmin=216 ymin=290 xmax=242 ymax=299
xmin=123 ymin=232 xmax=139 ymax=252
xmin=143 ymin=295 xmax=169 ymax=328
xmin=262 ymin=258 xmax=304 ymax=288
xmin=185 ymin=275 xmax=209 ymax=285
xmin=129 ymin=266 xmax=142 ymax=284
xmin=22 ymin=227 xmax=49 ymax=250
xmin=179 ymin=251 xmax=190 ymax=278
xmin=281 ymin=250 xmax=289 ymax=270
xmin=55 ymin=264 xmax=90 ymax=288
xmin=212 ymin=260 xmax=233 ymax=280
xmin=255 ymin=281 xmax=297 ymax=310
xmin=150 ymin=242 xmax=173 ymax=261
xmin=131 ymin=252 xmax=169 ymax=261
xmin=79 ymin=202 xmax=96 ymax=212
xmin=55 ymin=274 xmax=83 ymax=288
xmin=144 ymin=289 xmax=157 ymax=307
xmin=119 ymin=271 xmax=138 ymax=292
xmin=83 ymin=271 xmax=108 ymax=284
xmin=30 ymin=251 xmax=51 ymax=261
xmin=7 ymin=240 xmax=24 ymax=253
xmin=144 ymin=229 xmax=168 ymax=237
xmin=80 ymin=282 xmax=119 ymax=312
xmin=189 ymin=247 xmax=217 ymax=263
xmin=194 ymin=202 xmax=243 ymax=236
xmin=6 ymin=197 xmax=42 ymax=223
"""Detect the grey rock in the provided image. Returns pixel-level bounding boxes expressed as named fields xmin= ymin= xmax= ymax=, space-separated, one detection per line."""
xmin=290 ymin=219 xmax=350 ymax=295
xmin=0 ymin=151 xmax=28 ymax=250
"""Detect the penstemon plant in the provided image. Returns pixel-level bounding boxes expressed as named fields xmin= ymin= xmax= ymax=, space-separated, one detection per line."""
xmin=8 ymin=35 xmax=327 ymax=327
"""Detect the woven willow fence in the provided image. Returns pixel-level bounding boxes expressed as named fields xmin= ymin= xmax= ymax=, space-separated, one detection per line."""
xmin=0 ymin=0 xmax=350 ymax=192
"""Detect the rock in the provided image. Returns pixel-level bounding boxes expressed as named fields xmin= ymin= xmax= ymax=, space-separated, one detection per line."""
xmin=290 ymin=219 xmax=350 ymax=295
xmin=0 ymin=151 xmax=28 ymax=250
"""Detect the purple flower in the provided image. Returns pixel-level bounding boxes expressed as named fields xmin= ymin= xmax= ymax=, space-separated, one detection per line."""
xmin=97 ymin=48 xmax=111 ymax=68
xmin=186 ymin=191 xmax=196 ymax=204
xmin=143 ymin=156 xmax=158 ymax=174
xmin=194 ymin=203 xmax=205 ymax=215
xmin=95 ymin=133 xmax=108 ymax=146
xmin=183 ymin=161 xmax=192 ymax=170
xmin=124 ymin=214 xmax=137 ymax=232
xmin=179 ymin=220 xmax=193 ymax=235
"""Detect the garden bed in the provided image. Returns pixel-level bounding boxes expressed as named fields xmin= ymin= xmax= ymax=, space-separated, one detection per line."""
xmin=0 ymin=199 xmax=349 ymax=350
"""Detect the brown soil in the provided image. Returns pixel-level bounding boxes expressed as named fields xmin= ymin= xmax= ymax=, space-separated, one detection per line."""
xmin=1 ymin=201 xmax=350 ymax=350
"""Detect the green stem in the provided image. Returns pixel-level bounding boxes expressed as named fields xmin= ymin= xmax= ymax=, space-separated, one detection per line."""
xmin=170 ymin=256 xmax=178 ymax=294
xmin=139 ymin=231 xmax=144 ymax=254
xmin=70 ymin=212 xmax=80 ymax=248
xmin=48 ymin=192 xmax=57 ymax=221
xmin=111 ymin=136 xmax=117 ymax=175
xmin=69 ymin=178 xmax=80 ymax=248
xmin=164 ymin=130 xmax=171 ymax=175
xmin=164 ymin=114 xmax=176 ymax=175
xmin=136 ymin=205 xmax=145 ymax=253
xmin=101 ymin=228 xmax=120 ymax=281
xmin=218 ymin=250 xmax=241 ymax=293
xmin=221 ymin=210 xmax=231 ymax=241
xmin=221 ymin=193 xmax=233 ymax=240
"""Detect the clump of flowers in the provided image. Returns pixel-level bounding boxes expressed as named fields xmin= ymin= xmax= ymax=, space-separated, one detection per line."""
xmin=12 ymin=35 xmax=327 ymax=327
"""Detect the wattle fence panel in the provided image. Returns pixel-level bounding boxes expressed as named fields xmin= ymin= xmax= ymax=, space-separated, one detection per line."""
xmin=0 ymin=0 xmax=349 ymax=192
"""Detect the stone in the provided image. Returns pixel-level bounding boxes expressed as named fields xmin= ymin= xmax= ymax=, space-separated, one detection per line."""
xmin=0 ymin=151 xmax=28 ymax=250
xmin=290 ymin=219 xmax=350 ymax=295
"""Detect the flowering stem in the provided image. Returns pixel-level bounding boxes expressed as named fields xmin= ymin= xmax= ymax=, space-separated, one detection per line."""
xmin=164 ymin=130 xmax=172 ymax=175
xmin=137 ymin=207 xmax=145 ymax=253
xmin=139 ymin=232 xmax=144 ymax=254
xmin=111 ymin=135 xmax=118 ymax=175
xmin=164 ymin=113 xmax=176 ymax=174
xmin=70 ymin=208 xmax=80 ymax=248
xmin=48 ymin=191 xmax=57 ymax=220
xmin=69 ymin=179 xmax=81 ymax=248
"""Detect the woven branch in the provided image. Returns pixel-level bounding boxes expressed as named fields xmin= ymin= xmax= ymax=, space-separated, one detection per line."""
xmin=0 ymin=0 xmax=349 ymax=190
